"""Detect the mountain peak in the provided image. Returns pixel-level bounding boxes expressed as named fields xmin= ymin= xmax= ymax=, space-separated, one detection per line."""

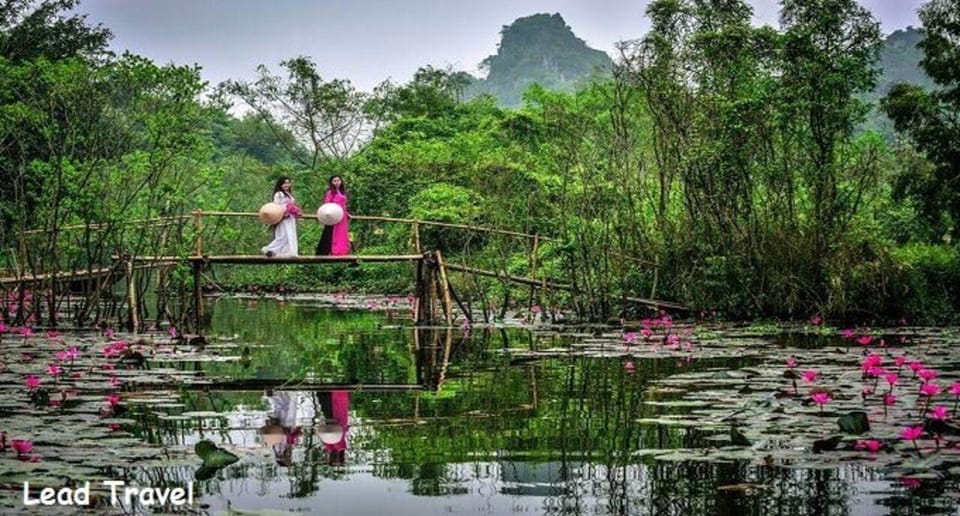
xmin=468 ymin=13 xmax=613 ymax=107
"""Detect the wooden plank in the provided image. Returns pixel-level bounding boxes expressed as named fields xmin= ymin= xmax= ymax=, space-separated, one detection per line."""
xmin=185 ymin=254 xmax=425 ymax=264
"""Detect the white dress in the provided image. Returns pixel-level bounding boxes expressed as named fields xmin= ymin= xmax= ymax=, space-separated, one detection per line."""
xmin=261 ymin=192 xmax=299 ymax=256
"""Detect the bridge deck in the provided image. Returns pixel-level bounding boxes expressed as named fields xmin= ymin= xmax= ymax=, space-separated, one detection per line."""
xmin=143 ymin=254 xmax=425 ymax=264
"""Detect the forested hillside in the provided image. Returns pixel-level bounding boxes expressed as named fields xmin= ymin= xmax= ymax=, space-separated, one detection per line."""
xmin=4 ymin=0 xmax=960 ymax=325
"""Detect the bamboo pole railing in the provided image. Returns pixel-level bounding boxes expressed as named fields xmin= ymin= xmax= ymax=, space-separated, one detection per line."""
xmin=192 ymin=211 xmax=659 ymax=267
xmin=20 ymin=216 xmax=191 ymax=235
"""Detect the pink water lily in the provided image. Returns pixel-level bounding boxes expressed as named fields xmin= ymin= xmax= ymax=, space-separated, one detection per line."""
xmin=47 ymin=364 xmax=61 ymax=376
xmin=45 ymin=330 xmax=59 ymax=339
xmin=930 ymin=406 xmax=949 ymax=420
xmin=854 ymin=440 xmax=882 ymax=453
xmin=105 ymin=393 xmax=121 ymax=406
xmin=884 ymin=374 xmax=898 ymax=387
xmin=811 ymin=392 xmax=831 ymax=406
xmin=624 ymin=361 xmax=635 ymax=373
xmin=950 ymin=382 xmax=960 ymax=396
xmin=920 ymin=383 xmax=940 ymax=397
xmin=19 ymin=327 xmax=33 ymax=337
xmin=901 ymin=426 xmax=924 ymax=441
xmin=840 ymin=328 xmax=856 ymax=339
xmin=811 ymin=391 xmax=831 ymax=414
xmin=856 ymin=335 xmax=872 ymax=346
xmin=11 ymin=439 xmax=33 ymax=455
xmin=24 ymin=375 xmax=40 ymax=390
xmin=623 ymin=332 xmax=636 ymax=344
xmin=640 ymin=327 xmax=652 ymax=338
xmin=894 ymin=355 xmax=907 ymax=367
xmin=786 ymin=357 xmax=798 ymax=369
xmin=917 ymin=369 xmax=938 ymax=382
xmin=810 ymin=315 xmax=823 ymax=326
xmin=908 ymin=361 xmax=924 ymax=374
xmin=861 ymin=354 xmax=882 ymax=371
xmin=801 ymin=370 xmax=819 ymax=383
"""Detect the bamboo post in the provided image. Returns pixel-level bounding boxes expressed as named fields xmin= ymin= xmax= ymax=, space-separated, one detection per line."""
xmin=9 ymin=247 xmax=21 ymax=280
xmin=427 ymin=259 xmax=440 ymax=326
xmin=434 ymin=250 xmax=454 ymax=326
xmin=436 ymin=329 xmax=453 ymax=392
xmin=412 ymin=220 xmax=421 ymax=253
xmin=193 ymin=209 xmax=203 ymax=256
xmin=192 ymin=261 xmax=203 ymax=332
xmin=528 ymin=233 xmax=539 ymax=309
xmin=650 ymin=261 xmax=659 ymax=300
xmin=124 ymin=257 xmax=139 ymax=333
xmin=413 ymin=259 xmax=426 ymax=326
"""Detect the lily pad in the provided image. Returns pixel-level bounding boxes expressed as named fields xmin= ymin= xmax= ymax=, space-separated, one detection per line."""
xmin=837 ymin=411 xmax=870 ymax=434
xmin=195 ymin=439 xmax=239 ymax=468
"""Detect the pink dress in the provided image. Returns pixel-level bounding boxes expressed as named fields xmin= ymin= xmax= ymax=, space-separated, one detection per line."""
xmin=323 ymin=190 xmax=351 ymax=255
xmin=323 ymin=391 xmax=349 ymax=454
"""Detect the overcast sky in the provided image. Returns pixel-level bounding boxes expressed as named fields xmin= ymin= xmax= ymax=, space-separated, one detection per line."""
xmin=76 ymin=0 xmax=927 ymax=92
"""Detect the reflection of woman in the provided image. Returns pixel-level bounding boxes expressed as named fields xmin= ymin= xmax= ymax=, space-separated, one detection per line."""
xmin=315 ymin=175 xmax=351 ymax=256
xmin=262 ymin=176 xmax=300 ymax=257
xmin=317 ymin=391 xmax=350 ymax=465
xmin=258 ymin=390 xmax=303 ymax=467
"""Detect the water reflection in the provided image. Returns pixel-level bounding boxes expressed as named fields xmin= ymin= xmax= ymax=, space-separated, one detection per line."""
xmin=111 ymin=299 xmax=960 ymax=515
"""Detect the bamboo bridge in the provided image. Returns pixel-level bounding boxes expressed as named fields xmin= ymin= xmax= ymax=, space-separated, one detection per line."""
xmin=1 ymin=210 xmax=685 ymax=331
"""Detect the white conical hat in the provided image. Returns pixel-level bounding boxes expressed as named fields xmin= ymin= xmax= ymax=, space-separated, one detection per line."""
xmin=316 ymin=423 xmax=344 ymax=444
xmin=316 ymin=203 xmax=344 ymax=226
xmin=258 ymin=202 xmax=284 ymax=225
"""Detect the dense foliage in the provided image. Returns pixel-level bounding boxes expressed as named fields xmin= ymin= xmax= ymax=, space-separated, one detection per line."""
xmin=1 ymin=0 xmax=958 ymax=325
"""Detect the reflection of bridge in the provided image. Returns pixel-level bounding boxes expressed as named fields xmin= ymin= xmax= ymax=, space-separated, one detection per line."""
xmin=3 ymin=210 xmax=684 ymax=330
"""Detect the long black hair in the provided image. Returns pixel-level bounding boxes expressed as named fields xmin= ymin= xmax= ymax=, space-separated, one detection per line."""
xmin=273 ymin=176 xmax=292 ymax=196
xmin=326 ymin=175 xmax=346 ymax=195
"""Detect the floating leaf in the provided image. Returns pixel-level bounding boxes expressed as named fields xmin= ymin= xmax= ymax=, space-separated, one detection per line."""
xmin=730 ymin=426 xmax=751 ymax=446
xmin=837 ymin=412 xmax=870 ymax=434
xmin=194 ymin=465 xmax=219 ymax=481
xmin=813 ymin=435 xmax=843 ymax=453
xmin=194 ymin=440 xmax=238 ymax=468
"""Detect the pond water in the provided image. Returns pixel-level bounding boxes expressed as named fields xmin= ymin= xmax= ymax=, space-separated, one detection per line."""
xmin=1 ymin=296 xmax=959 ymax=515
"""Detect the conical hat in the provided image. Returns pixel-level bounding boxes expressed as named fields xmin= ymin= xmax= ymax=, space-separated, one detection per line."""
xmin=258 ymin=202 xmax=284 ymax=225
xmin=316 ymin=423 xmax=344 ymax=444
xmin=316 ymin=203 xmax=344 ymax=226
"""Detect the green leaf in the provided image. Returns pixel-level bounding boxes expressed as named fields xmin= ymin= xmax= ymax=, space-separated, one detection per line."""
xmin=729 ymin=426 xmax=751 ymax=446
xmin=194 ymin=440 xmax=217 ymax=460
xmin=194 ymin=440 xmax=239 ymax=468
xmin=837 ymin=411 xmax=870 ymax=434
xmin=812 ymin=435 xmax=843 ymax=453
xmin=194 ymin=465 xmax=219 ymax=481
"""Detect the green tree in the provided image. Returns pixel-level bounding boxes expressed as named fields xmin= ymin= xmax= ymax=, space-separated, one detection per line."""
xmin=882 ymin=0 xmax=960 ymax=240
xmin=778 ymin=0 xmax=883 ymax=259
xmin=222 ymin=56 xmax=369 ymax=167
xmin=0 ymin=0 xmax=111 ymax=63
